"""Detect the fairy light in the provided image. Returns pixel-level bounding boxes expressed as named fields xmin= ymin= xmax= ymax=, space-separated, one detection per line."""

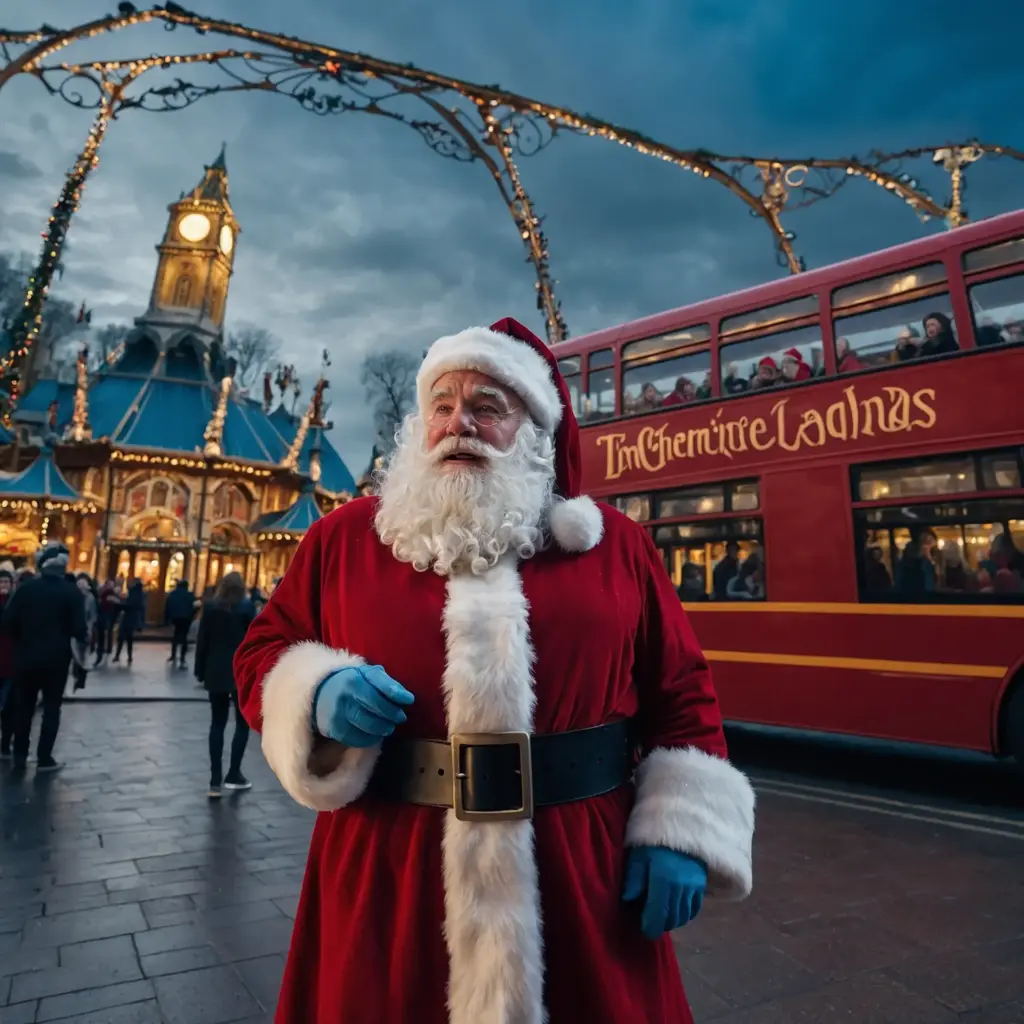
xmin=202 ymin=375 xmax=232 ymax=457
xmin=69 ymin=346 xmax=92 ymax=442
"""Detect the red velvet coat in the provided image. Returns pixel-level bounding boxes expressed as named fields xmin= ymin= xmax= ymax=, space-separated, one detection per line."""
xmin=234 ymin=496 xmax=755 ymax=1024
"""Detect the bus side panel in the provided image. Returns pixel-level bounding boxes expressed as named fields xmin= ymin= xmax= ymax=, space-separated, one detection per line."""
xmin=761 ymin=466 xmax=856 ymax=603
xmin=706 ymin=659 xmax=999 ymax=753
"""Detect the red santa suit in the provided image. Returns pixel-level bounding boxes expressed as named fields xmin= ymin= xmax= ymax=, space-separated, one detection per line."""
xmin=234 ymin=318 xmax=755 ymax=1024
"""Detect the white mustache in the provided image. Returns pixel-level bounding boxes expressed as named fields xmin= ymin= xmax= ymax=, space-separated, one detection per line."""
xmin=431 ymin=437 xmax=504 ymax=463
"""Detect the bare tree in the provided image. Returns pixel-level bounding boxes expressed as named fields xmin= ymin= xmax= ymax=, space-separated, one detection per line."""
xmin=90 ymin=323 xmax=131 ymax=371
xmin=226 ymin=323 xmax=281 ymax=389
xmin=360 ymin=349 xmax=419 ymax=451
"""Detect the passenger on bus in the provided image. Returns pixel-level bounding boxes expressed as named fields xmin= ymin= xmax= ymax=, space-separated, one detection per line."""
xmin=836 ymin=337 xmax=866 ymax=374
xmin=677 ymin=560 xmax=707 ymax=603
xmin=1005 ymin=320 xmax=1024 ymax=344
xmin=726 ymin=552 xmax=764 ymax=600
xmin=894 ymin=530 xmax=937 ymax=597
xmin=696 ymin=373 xmax=712 ymax=399
xmin=660 ymin=377 xmax=697 ymax=407
xmin=919 ymin=312 xmax=958 ymax=358
xmin=894 ymin=325 xmax=923 ymax=361
xmin=780 ymin=347 xmax=812 ymax=382
xmin=722 ymin=363 xmax=749 ymax=394
xmin=751 ymin=356 xmax=779 ymax=390
xmin=939 ymin=544 xmax=976 ymax=593
xmin=862 ymin=546 xmax=892 ymax=594
xmin=975 ymin=317 xmax=1005 ymax=347
xmin=629 ymin=381 xmax=662 ymax=412
xmin=712 ymin=541 xmax=741 ymax=599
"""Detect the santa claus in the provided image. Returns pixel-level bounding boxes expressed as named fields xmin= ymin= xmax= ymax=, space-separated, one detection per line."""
xmin=234 ymin=317 xmax=755 ymax=1024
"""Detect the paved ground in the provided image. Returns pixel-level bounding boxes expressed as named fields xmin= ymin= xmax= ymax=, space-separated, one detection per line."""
xmin=1 ymin=646 xmax=1023 ymax=1022
xmin=64 ymin=640 xmax=205 ymax=703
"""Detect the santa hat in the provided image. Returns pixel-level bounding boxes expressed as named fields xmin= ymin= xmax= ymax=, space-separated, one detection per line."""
xmin=758 ymin=356 xmax=778 ymax=370
xmin=36 ymin=540 xmax=70 ymax=575
xmin=416 ymin=317 xmax=603 ymax=553
xmin=782 ymin=347 xmax=803 ymax=362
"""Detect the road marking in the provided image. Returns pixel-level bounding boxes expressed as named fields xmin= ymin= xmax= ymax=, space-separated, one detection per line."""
xmin=705 ymin=649 xmax=1006 ymax=679
xmin=749 ymin=775 xmax=1024 ymax=828
xmin=754 ymin=784 xmax=1024 ymax=841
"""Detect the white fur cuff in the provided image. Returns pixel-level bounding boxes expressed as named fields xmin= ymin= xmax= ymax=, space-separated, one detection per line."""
xmin=625 ymin=746 xmax=755 ymax=900
xmin=260 ymin=641 xmax=381 ymax=812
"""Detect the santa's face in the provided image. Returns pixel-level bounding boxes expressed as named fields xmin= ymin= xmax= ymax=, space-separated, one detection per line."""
xmin=374 ymin=375 xmax=555 ymax=576
xmin=425 ymin=370 xmax=526 ymax=471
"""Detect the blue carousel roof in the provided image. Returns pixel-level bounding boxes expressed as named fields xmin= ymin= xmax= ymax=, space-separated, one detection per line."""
xmin=249 ymin=486 xmax=322 ymax=534
xmin=0 ymin=449 xmax=82 ymax=502
xmin=14 ymin=339 xmax=358 ymax=494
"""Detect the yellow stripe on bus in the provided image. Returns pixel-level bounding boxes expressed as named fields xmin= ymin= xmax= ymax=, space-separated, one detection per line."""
xmin=689 ymin=601 xmax=1024 ymax=619
xmin=703 ymin=649 xmax=1008 ymax=679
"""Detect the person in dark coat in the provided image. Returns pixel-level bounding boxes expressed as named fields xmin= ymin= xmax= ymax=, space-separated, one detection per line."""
xmin=113 ymin=579 xmax=145 ymax=665
xmin=164 ymin=578 xmax=198 ymax=668
xmin=1 ymin=542 xmax=87 ymax=772
xmin=0 ymin=561 xmax=17 ymax=759
xmin=194 ymin=571 xmax=256 ymax=797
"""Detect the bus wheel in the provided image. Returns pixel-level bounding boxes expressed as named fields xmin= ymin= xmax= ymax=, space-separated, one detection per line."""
xmin=1003 ymin=681 xmax=1024 ymax=776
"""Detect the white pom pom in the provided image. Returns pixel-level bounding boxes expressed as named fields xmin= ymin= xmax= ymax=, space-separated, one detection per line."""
xmin=549 ymin=496 xmax=603 ymax=553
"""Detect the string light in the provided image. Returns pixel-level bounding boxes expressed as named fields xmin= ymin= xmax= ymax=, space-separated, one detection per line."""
xmin=69 ymin=346 xmax=92 ymax=442
xmin=202 ymin=375 xmax=232 ymax=457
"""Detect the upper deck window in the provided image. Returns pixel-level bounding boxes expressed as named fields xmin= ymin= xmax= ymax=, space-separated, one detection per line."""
xmin=834 ymin=295 xmax=959 ymax=372
xmin=557 ymin=356 xmax=583 ymax=418
xmin=719 ymin=323 xmax=824 ymax=395
xmin=583 ymin=348 xmax=615 ymax=422
xmin=720 ymin=295 xmax=818 ymax=338
xmin=621 ymin=325 xmax=712 ymax=415
xmin=832 ymin=263 xmax=947 ymax=313
xmin=963 ymin=236 xmax=1024 ymax=274
xmin=968 ymin=272 xmax=1024 ymax=349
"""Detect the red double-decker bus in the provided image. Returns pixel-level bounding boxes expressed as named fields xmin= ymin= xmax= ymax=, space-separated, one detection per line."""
xmin=558 ymin=210 xmax=1024 ymax=769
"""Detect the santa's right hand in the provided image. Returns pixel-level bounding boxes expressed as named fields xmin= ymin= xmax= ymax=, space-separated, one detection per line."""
xmin=312 ymin=664 xmax=415 ymax=748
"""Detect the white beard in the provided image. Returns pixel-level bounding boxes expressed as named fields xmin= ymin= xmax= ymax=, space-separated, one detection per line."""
xmin=373 ymin=416 xmax=556 ymax=576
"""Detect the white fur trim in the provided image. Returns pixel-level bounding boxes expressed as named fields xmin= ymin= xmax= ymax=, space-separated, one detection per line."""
xmin=441 ymin=560 xmax=545 ymax=1024
xmin=260 ymin=641 xmax=382 ymax=813
xmin=548 ymin=495 xmax=603 ymax=553
xmin=418 ymin=326 xmax=562 ymax=435
xmin=626 ymin=746 xmax=755 ymax=900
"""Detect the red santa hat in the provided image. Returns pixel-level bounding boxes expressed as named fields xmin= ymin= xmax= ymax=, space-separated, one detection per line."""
xmin=416 ymin=317 xmax=603 ymax=553
xmin=782 ymin=347 xmax=803 ymax=362
xmin=758 ymin=355 xmax=778 ymax=370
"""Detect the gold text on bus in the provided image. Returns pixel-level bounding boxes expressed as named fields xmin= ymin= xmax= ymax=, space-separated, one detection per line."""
xmin=596 ymin=385 xmax=937 ymax=481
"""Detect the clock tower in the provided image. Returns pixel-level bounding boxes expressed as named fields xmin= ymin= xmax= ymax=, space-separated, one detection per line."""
xmin=142 ymin=144 xmax=239 ymax=347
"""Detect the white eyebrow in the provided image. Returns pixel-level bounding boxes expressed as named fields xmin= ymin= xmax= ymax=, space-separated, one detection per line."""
xmin=430 ymin=386 xmax=455 ymax=403
xmin=472 ymin=385 xmax=510 ymax=407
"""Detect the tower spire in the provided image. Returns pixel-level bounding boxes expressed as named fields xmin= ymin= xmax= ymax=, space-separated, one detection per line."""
xmin=210 ymin=141 xmax=227 ymax=172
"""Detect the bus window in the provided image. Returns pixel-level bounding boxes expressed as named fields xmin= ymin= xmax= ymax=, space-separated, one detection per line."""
xmin=853 ymin=449 xmax=1024 ymax=601
xmin=622 ymin=347 xmax=711 ymax=414
xmin=963 ymin=236 xmax=1024 ymax=274
xmin=967 ymin=274 xmax=1024 ymax=348
xmin=557 ymin=356 xmax=583 ymax=417
xmin=833 ymin=293 xmax=959 ymax=370
xmin=612 ymin=494 xmax=651 ymax=522
xmin=719 ymin=324 xmax=823 ymax=395
xmin=584 ymin=349 xmax=615 ymax=421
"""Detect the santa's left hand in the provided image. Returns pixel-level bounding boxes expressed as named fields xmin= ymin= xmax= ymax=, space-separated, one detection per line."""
xmin=622 ymin=845 xmax=707 ymax=939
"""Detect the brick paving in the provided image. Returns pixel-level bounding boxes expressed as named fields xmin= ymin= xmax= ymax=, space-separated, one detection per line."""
xmin=1 ymin=646 xmax=1023 ymax=1022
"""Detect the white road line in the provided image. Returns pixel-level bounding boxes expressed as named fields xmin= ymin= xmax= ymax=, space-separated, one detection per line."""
xmin=748 ymin=775 xmax=1024 ymax=828
xmin=754 ymin=784 xmax=1024 ymax=841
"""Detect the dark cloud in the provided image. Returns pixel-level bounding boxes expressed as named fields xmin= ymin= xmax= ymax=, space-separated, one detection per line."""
xmin=0 ymin=0 xmax=1021 ymax=473
xmin=0 ymin=150 xmax=41 ymax=180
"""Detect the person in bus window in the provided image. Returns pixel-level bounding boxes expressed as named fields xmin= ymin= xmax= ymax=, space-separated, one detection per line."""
xmin=712 ymin=541 xmax=741 ymax=599
xmin=629 ymin=381 xmax=662 ymax=413
xmin=894 ymin=529 xmax=937 ymax=597
xmin=862 ymin=546 xmax=892 ymax=595
xmin=722 ymin=362 xmax=748 ymax=395
xmin=695 ymin=373 xmax=712 ymax=399
xmin=975 ymin=317 xmax=1005 ymax=348
xmin=1004 ymin=320 xmax=1024 ymax=345
xmin=939 ymin=544 xmax=975 ymax=593
xmin=751 ymin=356 xmax=779 ymax=390
xmin=836 ymin=337 xmax=865 ymax=374
xmin=677 ymin=559 xmax=707 ymax=603
xmin=661 ymin=377 xmax=696 ymax=407
xmin=919 ymin=312 xmax=958 ymax=358
xmin=894 ymin=325 xmax=923 ymax=362
xmin=780 ymin=348 xmax=811 ymax=382
xmin=726 ymin=552 xmax=764 ymax=599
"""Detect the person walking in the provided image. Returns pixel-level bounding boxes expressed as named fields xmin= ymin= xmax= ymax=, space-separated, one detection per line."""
xmin=72 ymin=574 xmax=98 ymax=691
xmin=0 ymin=562 xmax=17 ymax=759
xmin=165 ymin=578 xmax=198 ymax=668
xmin=1 ymin=542 xmax=87 ymax=773
xmin=112 ymin=579 xmax=145 ymax=665
xmin=195 ymin=571 xmax=256 ymax=797
xmin=94 ymin=579 xmax=122 ymax=666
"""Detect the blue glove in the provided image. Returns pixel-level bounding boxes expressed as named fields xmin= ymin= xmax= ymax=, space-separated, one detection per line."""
xmin=312 ymin=665 xmax=415 ymax=748
xmin=623 ymin=846 xmax=707 ymax=939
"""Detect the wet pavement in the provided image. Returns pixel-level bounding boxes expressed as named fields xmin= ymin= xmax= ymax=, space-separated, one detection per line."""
xmin=1 ymin=645 xmax=1023 ymax=1022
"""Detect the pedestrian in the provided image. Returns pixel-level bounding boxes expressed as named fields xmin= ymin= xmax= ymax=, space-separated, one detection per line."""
xmin=112 ymin=578 xmax=145 ymax=665
xmin=164 ymin=577 xmax=198 ymax=668
xmin=1 ymin=541 xmax=87 ymax=773
xmin=94 ymin=578 xmax=122 ymax=666
xmin=0 ymin=561 xmax=16 ymax=759
xmin=194 ymin=571 xmax=255 ymax=797
xmin=72 ymin=573 xmax=97 ymax=691
xmin=233 ymin=318 xmax=755 ymax=1024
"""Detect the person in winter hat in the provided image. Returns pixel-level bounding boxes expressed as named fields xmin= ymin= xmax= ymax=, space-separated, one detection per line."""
xmin=0 ymin=561 xmax=16 ymax=758
xmin=1 ymin=541 xmax=87 ymax=772
xmin=233 ymin=318 xmax=755 ymax=1024
xmin=780 ymin=346 xmax=811 ymax=382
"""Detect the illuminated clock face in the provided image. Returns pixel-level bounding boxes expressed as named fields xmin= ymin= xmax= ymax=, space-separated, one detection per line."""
xmin=178 ymin=212 xmax=211 ymax=243
xmin=219 ymin=224 xmax=234 ymax=255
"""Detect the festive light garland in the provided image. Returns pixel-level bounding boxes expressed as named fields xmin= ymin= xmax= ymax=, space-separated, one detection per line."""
xmin=202 ymin=375 xmax=232 ymax=457
xmin=68 ymin=346 xmax=92 ymax=442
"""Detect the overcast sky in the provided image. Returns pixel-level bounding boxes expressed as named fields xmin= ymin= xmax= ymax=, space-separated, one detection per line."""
xmin=1 ymin=0 xmax=1021 ymax=474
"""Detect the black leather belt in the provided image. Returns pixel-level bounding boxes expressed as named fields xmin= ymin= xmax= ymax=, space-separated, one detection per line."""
xmin=367 ymin=719 xmax=636 ymax=822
